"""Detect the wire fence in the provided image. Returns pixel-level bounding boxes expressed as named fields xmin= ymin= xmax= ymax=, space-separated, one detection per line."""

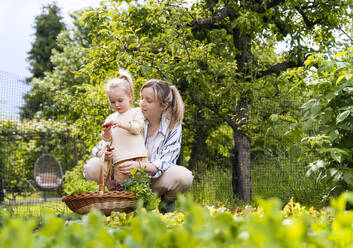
xmin=0 ymin=69 xmax=31 ymax=121
xmin=0 ymin=69 xmax=327 ymax=216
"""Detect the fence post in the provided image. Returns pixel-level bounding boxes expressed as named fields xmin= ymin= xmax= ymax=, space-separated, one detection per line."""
xmin=73 ymin=136 xmax=78 ymax=165
xmin=0 ymin=177 xmax=4 ymax=202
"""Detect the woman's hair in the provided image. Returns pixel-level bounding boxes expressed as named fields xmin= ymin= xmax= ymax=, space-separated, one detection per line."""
xmin=142 ymin=79 xmax=184 ymax=131
xmin=106 ymin=68 xmax=134 ymax=102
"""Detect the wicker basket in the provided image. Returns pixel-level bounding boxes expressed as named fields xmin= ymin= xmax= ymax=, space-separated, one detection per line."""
xmin=62 ymin=144 xmax=136 ymax=216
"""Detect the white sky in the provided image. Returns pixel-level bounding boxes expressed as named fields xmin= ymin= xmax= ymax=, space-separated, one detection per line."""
xmin=0 ymin=0 xmax=101 ymax=78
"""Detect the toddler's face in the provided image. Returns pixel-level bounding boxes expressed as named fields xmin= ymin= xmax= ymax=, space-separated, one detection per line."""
xmin=107 ymin=88 xmax=132 ymax=114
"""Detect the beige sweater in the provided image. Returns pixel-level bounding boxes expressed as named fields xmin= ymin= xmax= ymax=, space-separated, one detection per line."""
xmin=103 ymin=108 xmax=148 ymax=164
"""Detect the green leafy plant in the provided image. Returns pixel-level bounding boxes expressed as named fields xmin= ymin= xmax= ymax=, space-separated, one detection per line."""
xmin=123 ymin=167 xmax=160 ymax=211
xmin=1 ymin=193 xmax=353 ymax=247
xmin=62 ymin=161 xmax=98 ymax=195
xmin=302 ymin=50 xmax=353 ymax=199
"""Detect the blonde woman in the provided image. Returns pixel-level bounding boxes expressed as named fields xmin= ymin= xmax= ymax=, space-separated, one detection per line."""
xmin=86 ymin=79 xmax=194 ymax=212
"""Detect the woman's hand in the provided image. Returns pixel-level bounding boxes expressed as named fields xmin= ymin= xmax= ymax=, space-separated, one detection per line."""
xmin=118 ymin=160 xmax=140 ymax=175
xmin=105 ymin=146 xmax=114 ymax=161
xmin=97 ymin=146 xmax=114 ymax=161
xmin=119 ymin=160 xmax=158 ymax=176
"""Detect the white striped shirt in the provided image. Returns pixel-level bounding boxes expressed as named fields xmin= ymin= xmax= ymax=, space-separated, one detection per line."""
xmin=144 ymin=112 xmax=182 ymax=178
xmin=90 ymin=112 xmax=182 ymax=179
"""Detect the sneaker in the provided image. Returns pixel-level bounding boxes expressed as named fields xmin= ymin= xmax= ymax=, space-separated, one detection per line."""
xmin=159 ymin=200 xmax=175 ymax=214
xmin=165 ymin=200 xmax=175 ymax=213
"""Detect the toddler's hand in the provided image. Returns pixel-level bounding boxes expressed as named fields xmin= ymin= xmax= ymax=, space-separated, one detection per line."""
xmin=102 ymin=122 xmax=112 ymax=129
xmin=111 ymin=120 xmax=130 ymax=131
xmin=102 ymin=122 xmax=112 ymax=140
xmin=110 ymin=120 xmax=122 ymax=128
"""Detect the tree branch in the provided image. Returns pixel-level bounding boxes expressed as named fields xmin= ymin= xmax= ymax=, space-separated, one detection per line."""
xmin=255 ymin=60 xmax=304 ymax=79
xmin=295 ymin=7 xmax=323 ymax=29
xmin=251 ymin=0 xmax=287 ymax=13
xmin=191 ymin=94 xmax=238 ymax=130
xmin=191 ymin=7 xmax=236 ymax=31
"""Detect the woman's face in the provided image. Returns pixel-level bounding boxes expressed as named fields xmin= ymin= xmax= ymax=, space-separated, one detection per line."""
xmin=140 ymin=87 xmax=166 ymax=121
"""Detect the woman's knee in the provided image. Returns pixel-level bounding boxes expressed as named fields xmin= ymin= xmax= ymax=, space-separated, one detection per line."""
xmin=151 ymin=165 xmax=194 ymax=195
xmin=83 ymin=157 xmax=101 ymax=182
xmin=172 ymin=166 xmax=193 ymax=191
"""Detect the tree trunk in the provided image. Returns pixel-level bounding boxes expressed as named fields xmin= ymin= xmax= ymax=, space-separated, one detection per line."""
xmin=0 ymin=177 xmax=4 ymax=202
xmin=189 ymin=127 xmax=208 ymax=181
xmin=232 ymin=130 xmax=252 ymax=201
xmin=231 ymin=25 xmax=252 ymax=201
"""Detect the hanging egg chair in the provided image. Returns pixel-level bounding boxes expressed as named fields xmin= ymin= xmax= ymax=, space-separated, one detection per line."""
xmin=34 ymin=153 xmax=63 ymax=194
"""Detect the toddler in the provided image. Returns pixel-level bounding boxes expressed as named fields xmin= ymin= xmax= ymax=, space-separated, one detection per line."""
xmin=84 ymin=69 xmax=148 ymax=189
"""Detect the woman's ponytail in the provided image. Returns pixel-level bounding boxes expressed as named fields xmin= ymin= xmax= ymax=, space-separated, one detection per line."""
xmin=169 ymin=85 xmax=184 ymax=131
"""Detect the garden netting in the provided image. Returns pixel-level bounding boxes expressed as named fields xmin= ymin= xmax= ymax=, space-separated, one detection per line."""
xmin=0 ymin=69 xmax=327 ymax=216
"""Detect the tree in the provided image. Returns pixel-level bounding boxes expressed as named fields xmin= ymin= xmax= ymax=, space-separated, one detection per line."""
xmin=20 ymin=11 xmax=111 ymax=154
xmin=21 ymin=6 xmax=89 ymax=119
xmin=27 ymin=2 xmax=66 ymax=79
xmin=77 ymin=0 xmax=353 ymax=201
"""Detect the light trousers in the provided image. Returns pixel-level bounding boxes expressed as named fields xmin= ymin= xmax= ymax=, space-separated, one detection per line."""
xmin=83 ymin=158 xmax=193 ymax=201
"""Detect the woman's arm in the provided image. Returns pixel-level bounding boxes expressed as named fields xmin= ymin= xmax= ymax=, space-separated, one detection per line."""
xmin=128 ymin=108 xmax=145 ymax=134
xmin=148 ymin=124 xmax=182 ymax=178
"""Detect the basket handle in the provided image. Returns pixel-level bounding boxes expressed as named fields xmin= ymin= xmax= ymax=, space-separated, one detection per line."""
xmin=99 ymin=144 xmax=112 ymax=194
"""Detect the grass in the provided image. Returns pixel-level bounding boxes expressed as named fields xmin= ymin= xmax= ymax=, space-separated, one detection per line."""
xmin=190 ymin=153 xmax=330 ymax=209
xmin=1 ymin=200 xmax=70 ymax=217
xmin=251 ymin=151 xmax=330 ymax=208
xmin=190 ymin=166 xmax=235 ymax=208
xmin=1 ymin=151 xmax=332 ymax=217
xmin=1 ymin=191 xmax=74 ymax=217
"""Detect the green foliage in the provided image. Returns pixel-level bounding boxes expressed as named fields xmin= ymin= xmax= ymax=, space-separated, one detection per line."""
xmin=0 ymin=193 xmax=353 ymax=247
xmin=123 ymin=167 xmax=160 ymax=210
xmin=62 ymin=161 xmax=98 ymax=195
xmin=18 ymin=0 xmax=353 ymax=174
xmin=9 ymin=0 xmax=353 ymax=204
xmin=0 ymin=119 xmax=76 ymax=198
xmin=62 ymin=163 xmax=159 ymax=210
xmin=75 ymin=0 xmax=353 ymax=175
xmin=302 ymin=49 xmax=353 ymax=197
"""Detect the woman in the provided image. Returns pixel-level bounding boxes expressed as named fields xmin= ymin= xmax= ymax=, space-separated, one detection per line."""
xmin=85 ymin=79 xmax=193 ymax=212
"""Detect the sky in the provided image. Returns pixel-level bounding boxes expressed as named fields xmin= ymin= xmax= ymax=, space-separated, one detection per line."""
xmin=0 ymin=0 xmax=101 ymax=78
xmin=0 ymin=0 xmax=101 ymax=120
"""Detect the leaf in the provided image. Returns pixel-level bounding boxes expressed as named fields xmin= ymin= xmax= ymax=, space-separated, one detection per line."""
xmin=343 ymin=171 xmax=353 ymax=187
xmin=336 ymin=74 xmax=347 ymax=85
xmin=303 ymin=118 xmax=313 ymax=131
xmin=334 ymin=50 xmax=349 ymax=58
xmin=311 ymin=101 xmax=321 ymax=115
xmin=270 ymin=114 xmax=278 ymax=121
xmin=301 ymin=99 xmax=316 ymax=110
xmin=328 ymin=129 xmax=339 ymax=141
xmin=336 ymin=110 xmax=350 ymax=124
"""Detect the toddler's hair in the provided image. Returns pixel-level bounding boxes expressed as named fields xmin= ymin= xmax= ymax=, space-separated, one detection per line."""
xmin=106 ymin=68 xmax=134 ymax=101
